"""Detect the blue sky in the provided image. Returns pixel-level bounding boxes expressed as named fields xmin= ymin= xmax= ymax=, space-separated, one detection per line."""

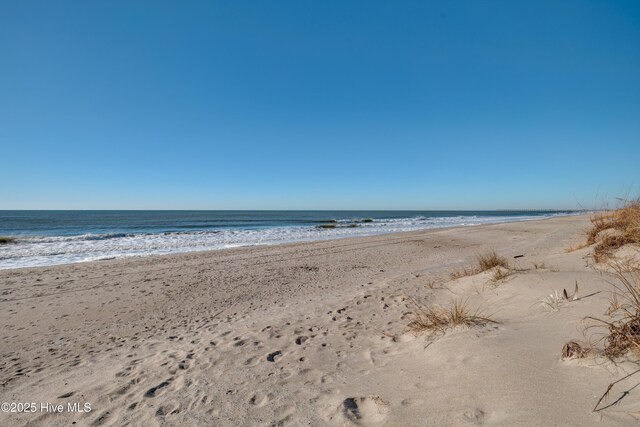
xmin=1 ymin=1 xmax=639 ymax=210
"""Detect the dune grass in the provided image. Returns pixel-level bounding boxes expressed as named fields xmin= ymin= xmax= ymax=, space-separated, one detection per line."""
xmin=490 ymin=266 xmax=512 ymax=282
xmin=450 ymin=249 xmax=510 ymax=280
xmin=574 ymin=260 xmax=640 ymax=412
xmin=559 ymin=200 xmax=640 ymax=411
xmin=407 ymin=298 xmax=498 ymax=334
xmin=477 ymin=250 xmax=510 ymax=270
xmin=584 ymin=262 xmax=640 ymax=359
xmin=0 ymin=236 xmax=16 ymax=245
xmin=586 ymin=199 xmax=640 ymax=262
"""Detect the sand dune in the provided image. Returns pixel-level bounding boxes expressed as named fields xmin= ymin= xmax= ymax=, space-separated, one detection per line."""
xmin=1 ymin=215 xmax=639 ymax=426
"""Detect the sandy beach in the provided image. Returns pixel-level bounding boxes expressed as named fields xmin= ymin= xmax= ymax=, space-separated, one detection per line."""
xmin=3 ymin=1 xmax=638 ymax=424
xmin=1 ymin=214 xmax=638 ymax=426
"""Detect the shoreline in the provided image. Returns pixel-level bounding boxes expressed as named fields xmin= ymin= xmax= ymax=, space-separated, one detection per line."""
xmin=3 ymin=213 xmax=637 ymax=426
xmin=0 ymin=213 xmax=586 ymax=272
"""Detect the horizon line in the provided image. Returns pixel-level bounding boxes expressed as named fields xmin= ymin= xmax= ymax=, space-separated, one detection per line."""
xmin=0 ymin=208 xmax=587 ymax=212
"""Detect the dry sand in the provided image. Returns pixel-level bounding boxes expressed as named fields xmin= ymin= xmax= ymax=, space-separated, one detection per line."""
xmin=1 ymin=215 xmax=639 ymax=426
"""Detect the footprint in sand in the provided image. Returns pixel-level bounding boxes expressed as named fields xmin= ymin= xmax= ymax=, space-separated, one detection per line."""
xmin=91 ymin=410 xmax=112 ymax=426
xmin=244 ymin=356 xmax=260 ymax=367
xmin=337 ymin=395 xmax=390 ymax=425
xmin=266 ymin=351 xmax=282 ymax=362
xmin=156 ymin=401 xmax=181 ymax=416
xmin=144 ymin=380 xmax=171 ymax=398
xmin=464 ymin=408 xmax=486 ymax=423
xmin=249 ymin=391 xmax=270 ymax=407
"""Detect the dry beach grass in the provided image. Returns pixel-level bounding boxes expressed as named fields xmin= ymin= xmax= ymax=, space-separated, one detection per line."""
xmin=557 ymin=202 xmax=640 ymax=413
xmin=407 ymin=298 xmax=498 ymax=334
xmin=587 ymin=199 xmax=640 ymax=262
xmin=449 ymin=249 xmax=510 ymax=280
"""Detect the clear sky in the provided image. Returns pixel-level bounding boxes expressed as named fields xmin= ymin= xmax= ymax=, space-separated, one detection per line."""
xmin=1 ymin=1 xmax=639 ymax=210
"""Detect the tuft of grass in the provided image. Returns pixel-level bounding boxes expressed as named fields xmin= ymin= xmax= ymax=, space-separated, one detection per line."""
xmin=407 ymin=298 xmax=498 ymax=334
xmin=450 ymin=249 xmax=510 ymax=280
xmin=477 ymin=250 xmax=509 ymax=271
xmin=490 ymin=266 xmax=511 ymax=282
xmin=0 ymin=236 xmax=16 ymax=245
xmin=594 ymin=235 xmax=638 ymax=263
xmin=584 ymin=262 xmax=640 ymax=359
xmin=586 ymin=199 xmax=640 ymax=262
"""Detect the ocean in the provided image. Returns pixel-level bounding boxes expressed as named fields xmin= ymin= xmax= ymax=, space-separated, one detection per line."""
xmin=0 ymin=210 xmax=576 ymax=269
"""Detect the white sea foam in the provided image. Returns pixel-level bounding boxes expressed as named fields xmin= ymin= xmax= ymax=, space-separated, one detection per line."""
xmin=0 ymin=213 xmax=573 ymax=269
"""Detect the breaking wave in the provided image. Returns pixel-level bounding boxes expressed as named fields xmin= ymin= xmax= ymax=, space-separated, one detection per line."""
xmin=0 ymin=212 xmax=575 ymax=269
